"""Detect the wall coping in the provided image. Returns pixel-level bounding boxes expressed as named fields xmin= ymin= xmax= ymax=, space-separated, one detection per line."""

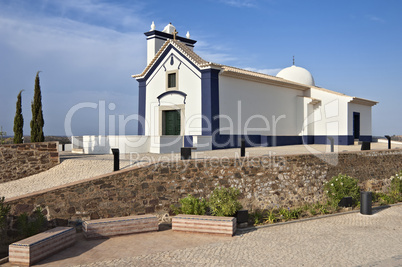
xmin=0 ymin=141 xmax=59 ymax=147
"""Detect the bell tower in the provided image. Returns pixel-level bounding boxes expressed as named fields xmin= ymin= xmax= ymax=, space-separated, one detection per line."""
xmin=144 ymin=22 xmax=197 ymax=64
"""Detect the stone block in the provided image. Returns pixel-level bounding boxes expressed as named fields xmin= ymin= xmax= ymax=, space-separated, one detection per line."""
xmin=172 ymin=214 xmax=236 ymax=236
xmin=83 ymin=214 xmax=158 ymax=239
xmin=9 ymin=227 xmax=75 ymax=266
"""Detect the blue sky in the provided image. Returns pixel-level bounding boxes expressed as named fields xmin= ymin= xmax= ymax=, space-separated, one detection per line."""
xmin=0 ymin=0 xmax=401 ymax=137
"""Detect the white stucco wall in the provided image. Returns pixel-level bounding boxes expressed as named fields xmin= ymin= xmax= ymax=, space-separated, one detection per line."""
xmin=307 ymin=88 xmax=351 ymax=136
xmin=147 ymin=38 xmax=166 ymax=65
xmin=149 ymin=136 xmax=183 ymax=154
xmin=145 ymin=48 xmax=202 ymax=137
xmin=82 ymin=135 xmax=150 ymax=154
xmin=296 ymin=96 xmax=315 ymax=137
xmin=347 ymin=103 xmax=372 ymax=136
xmin=218 ymin=75 xmax=304 ymax=136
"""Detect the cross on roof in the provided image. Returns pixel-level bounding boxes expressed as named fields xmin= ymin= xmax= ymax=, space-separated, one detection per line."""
xmin=173 ymin=29 xmax=178 ymax=40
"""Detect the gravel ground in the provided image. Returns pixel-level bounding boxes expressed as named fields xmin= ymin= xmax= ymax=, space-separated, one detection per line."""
xmin=1 ymin=142 xmax=399 ymax=200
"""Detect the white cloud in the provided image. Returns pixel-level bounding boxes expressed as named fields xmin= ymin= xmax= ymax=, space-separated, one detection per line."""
xmin=195 ymin=40 xmax=238 ymax=64
xmin=0 ymin=1 xmax=148 ymax=136
xmin=243 ymin=67 xmax=282 ymax=76
xmin=367 ymin=15 xmax=385 ymax=23
xmin=218 ymin=0 xmax=257 ymax=8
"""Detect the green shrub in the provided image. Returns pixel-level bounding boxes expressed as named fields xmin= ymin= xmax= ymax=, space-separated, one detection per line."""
xmin=324 ymin=174 xmax=360 ymax=206
xmin=250 ymin=210 xmax=264 ymax=225
xmin=17 ymin=207 xmax=46 ymax=238
xmin=171 ymin=195 xmax=207 ymax=215
xmin=279 ymin=207 xmax=291 ymax=221
xmin=264 ymin=209 xmax=277 ymax=224
xmin=373 ymin=192 xmax=396 ymax=205
xmin=208 ymin=187 xmax=242 ymax=217
xmin=0 ymin=197 xmax=10 ymax=231
xmin=390 ymin=171 xmax=402 ymax=195
xmin=309 ymin=206 xmax=317 ymax=216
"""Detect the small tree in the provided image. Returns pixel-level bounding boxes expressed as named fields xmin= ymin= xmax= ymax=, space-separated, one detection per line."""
xmin=0 ymin=126 xmax=5 ymax=144
xmin=208 ymin=187 xmax=242 ymax=216
xmin=13 ymin=90 xmax=24 ymax=143
xmin=30 ymin=71 xmax=44 ymax=142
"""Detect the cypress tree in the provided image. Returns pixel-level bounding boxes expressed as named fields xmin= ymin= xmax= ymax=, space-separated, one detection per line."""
xmin=13 ymin=90 xmax=24 ymax=143
xmin=30 ymin=71 xmax=45 ymax=142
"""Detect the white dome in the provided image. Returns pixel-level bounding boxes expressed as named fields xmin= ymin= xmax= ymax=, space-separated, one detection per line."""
xmin=162 ymin=23 xmax=176 ymax=34
xmin=276 ymin=65 xmax=315 ymax=86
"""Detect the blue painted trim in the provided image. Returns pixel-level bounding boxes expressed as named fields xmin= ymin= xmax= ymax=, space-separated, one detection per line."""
xmin=302 ymin=135 xmax=314 ymax=145
xmin=146 ymin=35 xmax=195 ymax=48
xmin=359 ymin=135 xmax=372 ymax=142
xmin=137 ymin=80 xmax=146 ymax=135
xmin=157 ymin=90 xmax=187 ymax=105
xmin=211 ymin=134 xmax=357 ymax=150
xmin=313 ymin=135 xmax=353 ymax=145
xmin=138 ymin=46 xmax=200 ymax=82
xmin=212 ymin=135 xmax=304 ymax=149
xmin=144 ymin=30 xmax=197 ymax=45
xmin=201 ymin=69 xmax=220 ymax=136
xmin=348 ymin=135 xmax=355 ymax=145
xmin=165 ymin=53 xmax=200 ymax=78
xmin=184 ymin=136 xmax=193 ymax=147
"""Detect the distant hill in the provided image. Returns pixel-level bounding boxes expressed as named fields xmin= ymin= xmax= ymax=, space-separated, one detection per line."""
xmin=391 ymin=135 xmax=402 ymax=142
xmin=1 ymin=136 xmax=71 ymax=145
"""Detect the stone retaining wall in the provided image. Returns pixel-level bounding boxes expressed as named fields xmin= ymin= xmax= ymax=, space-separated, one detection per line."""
xmin=5 ymin=149 xmax=402 ymax=225
xmin=0 ymin=142 xmax=59 ymax=183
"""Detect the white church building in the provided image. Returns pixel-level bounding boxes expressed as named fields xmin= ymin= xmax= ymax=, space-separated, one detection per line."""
xmin=76 ymin=22 xmax=378 ymax=154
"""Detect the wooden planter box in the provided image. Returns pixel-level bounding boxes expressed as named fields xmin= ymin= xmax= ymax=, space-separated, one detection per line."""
xmin=172 ymin=214 xmax=236 ymax=236
xmin=9 ymin=227 xmax=75 ymax=266
xmin=83 ymin=214 xmax=159 ymax=239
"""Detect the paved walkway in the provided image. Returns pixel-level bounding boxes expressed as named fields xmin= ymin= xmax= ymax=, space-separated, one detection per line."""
xmin=3 ymin=204 xmax=398 ymax=266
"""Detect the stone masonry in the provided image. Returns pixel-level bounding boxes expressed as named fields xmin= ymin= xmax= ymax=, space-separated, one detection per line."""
xmin=4 ymin=149 xmax=402 ymax=225
xmin=0 ymin=142 xmax=59 ymax=183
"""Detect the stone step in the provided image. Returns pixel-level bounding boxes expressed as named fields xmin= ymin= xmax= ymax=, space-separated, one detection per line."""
xmin=9 ymin=227 xmax=75 ymax=266
xmin=83 ymin=215 xmax=159 ymax=239
xmin=172 ymin=214 xmax=236 ymax=236
xmin=71 ymin=148 xmax=84 ymax=154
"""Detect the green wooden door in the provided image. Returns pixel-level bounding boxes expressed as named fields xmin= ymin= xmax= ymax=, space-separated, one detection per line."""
xmin=164 ymin=110 xmax=181 ymax=135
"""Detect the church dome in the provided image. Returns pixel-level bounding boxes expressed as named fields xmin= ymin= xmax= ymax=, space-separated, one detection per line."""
xmin=276 ymin=65 xmax=315 ymax=86
xmin=162 ymin=23 xmax=176 ymax=34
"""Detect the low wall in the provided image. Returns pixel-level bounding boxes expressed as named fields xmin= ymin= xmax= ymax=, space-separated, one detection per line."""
xmin=0 ymin=142 xmax=59 ymax=183
xmin=58 ymin=144 xmax=72 ymax=152
xmin=4 ymin=149 xmax=402 ymax=225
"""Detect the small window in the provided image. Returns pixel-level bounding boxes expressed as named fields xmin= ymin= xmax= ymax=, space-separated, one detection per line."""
xmin=168 ymin=73 xmax=176 ymax=88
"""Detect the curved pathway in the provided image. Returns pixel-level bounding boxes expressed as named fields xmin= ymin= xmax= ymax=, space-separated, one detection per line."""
xmin=0 ymin=154 xmax=137 ymax=199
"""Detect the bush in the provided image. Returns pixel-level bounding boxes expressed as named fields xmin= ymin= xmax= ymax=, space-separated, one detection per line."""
xmin=250 ymin=210 xmax=264 ymax=225
xmin=0 ymin=197 xmax=10 ymax=231
xmin=171 ymin=195 xmax=207 ymax=215
xmin=390 ymin=171 xmax=402 ymax=194
xmin=324 ymin=174 xmax=360 ymax=206
xmin=17 ymin=207 xmax=46 ymax=238
xmin=208 ymin=187 xmax=242 ymax=217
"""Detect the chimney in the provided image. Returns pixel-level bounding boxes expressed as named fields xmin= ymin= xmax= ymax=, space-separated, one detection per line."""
xmin=144 ymin=22 xmax=197 ymax=65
